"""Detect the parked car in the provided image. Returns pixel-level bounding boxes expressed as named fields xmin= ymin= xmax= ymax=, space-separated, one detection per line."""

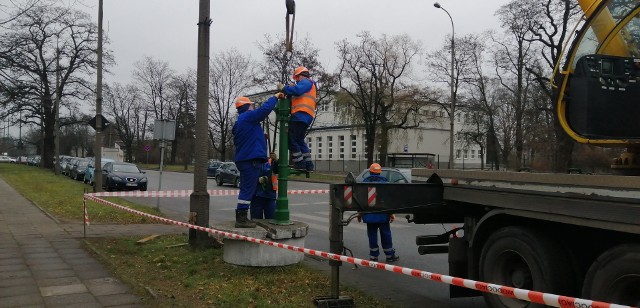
xmin=57 ymin=156 xmax=73 ymax=173
xmin=101 ymin=162 xmax=147 ymax=191
xmin=27 ymin=155 xmax=41 ymax=166
xmin=16 ymin=156 xmax=28 ymax=164
xmin=69 ymin=159 xmax=90 ymax=181
xmin=207 ymin=161 xmax=223 ymax=178
xmin=0 ymin=155 xmax=16 ymax=163
xmin=84 ymin=158 xmax=114 ymax=185
xmin=355 ymin=167 xmax=412 ymax=183
xmin=215 ymin=162 xmax=240 ymax=187
xmin=64 ymin=158 xmax=79 ymax=176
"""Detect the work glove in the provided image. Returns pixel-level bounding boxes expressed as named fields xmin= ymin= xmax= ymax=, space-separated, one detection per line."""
xmin=276 ymin=92 xmax=285 ymax=99
xmin=276 ymin=83 xmax=284 ymax=91
xmin=269 ymin=152 xmax=278 ymax=161
xmin=356 ymin=214 xmax=362 ymax=223
xmin=258 ymin=176 xmax=268 ymax=184
xmin=390 ymin=214 xmax=396 ymax=223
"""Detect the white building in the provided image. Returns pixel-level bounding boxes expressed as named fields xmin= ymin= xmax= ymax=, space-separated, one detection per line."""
xmin=251 ymin=92 xmax=486 ymax=172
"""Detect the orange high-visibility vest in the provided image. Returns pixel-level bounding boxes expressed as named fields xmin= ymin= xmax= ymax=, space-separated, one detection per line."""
xmin=291 ymin=81 xmax=317 ymax=117
xmin=268 ymin=158 xmax=278 ymax=191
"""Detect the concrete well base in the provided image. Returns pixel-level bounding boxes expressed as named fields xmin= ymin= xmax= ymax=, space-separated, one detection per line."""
xmin=214 ymin=220 xmax=309 ymax=267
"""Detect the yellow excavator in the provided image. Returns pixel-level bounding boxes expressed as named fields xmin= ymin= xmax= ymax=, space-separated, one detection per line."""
xmin=555 ymin=0 xmax=640 ymax=174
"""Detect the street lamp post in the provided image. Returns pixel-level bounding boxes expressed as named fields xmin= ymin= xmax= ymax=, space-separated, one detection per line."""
xmin=434 ymin=2 xmax=455 ymax=169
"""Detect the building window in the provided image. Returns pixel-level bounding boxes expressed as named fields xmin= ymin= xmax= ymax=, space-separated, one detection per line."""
xmin=329 ymin=154 xmax=333 ymax=159
xmin=340 ymin=154 xmax=344 ymax=159
xmin=351 ymin=153 xmax=356 ymax=159
xmin=340 ymin=148 xmax=344 ymax=153
xmin=456 ymin=150 xmax=461 ymax=159
xmin=440 ymin=111 xmax=445 ymax=117
xmin=463 ymin=150 xmax=468 ymax=159
xmin=471 ymin=150 xmax=475 ymax=159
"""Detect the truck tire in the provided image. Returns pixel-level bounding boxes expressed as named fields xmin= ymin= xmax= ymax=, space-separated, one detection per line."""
xmin=216 ymin=175 xmax=223 ymax=186
xmin=479 ymin=226 xmax=576 ymax=308
xmin=582 ymin=244 xmax=640 ymax=306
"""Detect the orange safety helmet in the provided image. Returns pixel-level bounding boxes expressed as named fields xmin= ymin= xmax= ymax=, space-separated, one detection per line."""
xmin=235 ymin=96 xmax=252 ymax=109
xmin=292 ymin=66 xmax=309 ymax=79
xmin=369 ymin=163 xmax=382 ymax=174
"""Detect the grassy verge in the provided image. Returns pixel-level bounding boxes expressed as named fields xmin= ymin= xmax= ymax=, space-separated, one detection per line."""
xmin=0 ymin=164 xmax=163 ymax=223
xmin=87 ymin=235 xmax=391 ymax=307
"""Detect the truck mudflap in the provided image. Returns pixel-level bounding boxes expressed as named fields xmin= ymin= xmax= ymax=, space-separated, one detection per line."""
xmin=332 ymin=173 xmax=453 ymax=223
xmin=448 ymin=237 xmax=481 ymax=298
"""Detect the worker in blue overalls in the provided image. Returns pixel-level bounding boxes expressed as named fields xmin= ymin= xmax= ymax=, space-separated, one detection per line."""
xmin=358 ymin=163 xmax=399 ymax=262
xmin=250 ymin=152 xmax=278 ymax=220
xmin=232 ymin=94 xmax=283 ymax=228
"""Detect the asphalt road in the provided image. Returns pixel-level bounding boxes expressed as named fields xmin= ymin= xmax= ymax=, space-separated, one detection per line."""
xmin=131 ymin=170 xmax=487 ymax=308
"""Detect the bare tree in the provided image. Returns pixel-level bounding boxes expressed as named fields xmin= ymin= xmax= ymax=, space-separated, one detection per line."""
xmin=336 ymin=32 xmax=422 ymax=165
xmin=208 ymin=49 xmax=254 ymax=161
xmin=103 ymin=83 xmax=143 ymax=162
xmin=0 ymin=3 xmax=102 ymax=169
xmin=254 ymin=34 xmax=337 ymax=152
xmin=493 ymin=2 xmax=538 ymax=169
xmin=166 ymin=72 xmax=196 ymax=165
xmin=518 ymin=0 xmax=581 ymax=171
xmin=0 ymin=0 xmax=40 ymax=27
xmin=133 ymin=56 xmax=175 ymax=120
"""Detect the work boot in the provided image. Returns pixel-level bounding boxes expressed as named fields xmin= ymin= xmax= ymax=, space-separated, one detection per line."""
xmin=292 ymin=161 xmax=306 ymax=170
xmin=235 ymin=209 xmax=256 ymax=228
xmin=305 ymin=160 xmax=315 ymax=172
xmin=386 ymin=255 xmax=399 ymax=262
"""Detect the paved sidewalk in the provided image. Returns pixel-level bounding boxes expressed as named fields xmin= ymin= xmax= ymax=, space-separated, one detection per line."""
xmin=0 ymin=178 xmax=183 ymax=308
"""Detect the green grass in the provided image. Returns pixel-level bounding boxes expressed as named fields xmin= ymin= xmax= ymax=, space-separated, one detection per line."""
xmin=0 ymin=164 xmax=163 ymax=224
xmin=86 ymin=235 xmax=391 ymax=307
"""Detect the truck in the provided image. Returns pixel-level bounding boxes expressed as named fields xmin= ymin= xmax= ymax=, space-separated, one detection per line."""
xmin=325 ymin=0 xmax=640 ymax=307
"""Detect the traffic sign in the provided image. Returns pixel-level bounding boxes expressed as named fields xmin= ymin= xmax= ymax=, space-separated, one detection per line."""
xmin=144 ymin=145 xmax=151 ymax=152
xmin=88 ymin=115 xmax=110 ymax=131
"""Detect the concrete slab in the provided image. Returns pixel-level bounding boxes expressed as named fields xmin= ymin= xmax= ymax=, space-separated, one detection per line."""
xmin=39 ymin=283 xmax=88 ymax=296
xmin=216 ymin=220 xmax=308 ymax=267
xmin=84 ymin=277 xmax=131 ymax=296
xmin=42 ymin=293 xmax=97 ymax=306
xmin=256 ymin=219 xmax=309 ymax=240
xmin=0 ymin=284 xmax=39 ymax=297
xmin=36 ymin=276 xmax=82 ymax=288
xmin=0 ymin=293 xmax=44 ymax=308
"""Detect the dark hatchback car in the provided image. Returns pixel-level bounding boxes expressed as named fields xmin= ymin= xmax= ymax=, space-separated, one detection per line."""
xmin=101 ymin=162 xmax=148 ymax=191
xmin=69 ymin=159 xmax=90 ymax=181
xmin=207 ymin=161 xmax=223 ymax=178
xmin=215 ymin=162 xmax=240 ymax=187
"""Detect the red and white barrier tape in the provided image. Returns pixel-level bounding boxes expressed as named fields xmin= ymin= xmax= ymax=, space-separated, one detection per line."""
xmin=82 ymin=193 xmax=633 ymax=308
xmin=83 ymin=199 xmax=90 ymax=226
xmin=88 ymin=189 xmax=330 ymax=198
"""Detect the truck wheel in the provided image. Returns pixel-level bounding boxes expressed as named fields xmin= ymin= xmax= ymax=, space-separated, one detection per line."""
xmin=216 ymin=175 xmax=223 ymax=186
xmin=479 ymin=226 xmax=576 ymax=308
xmin=582 ymin=244 xmax=640 ymax=306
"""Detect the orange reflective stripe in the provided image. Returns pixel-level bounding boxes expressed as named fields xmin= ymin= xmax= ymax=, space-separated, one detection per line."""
xmin=271 ymin=174 xmax=278 ymax=191
xmin=268 ymin=158 xmax=278 ymax=191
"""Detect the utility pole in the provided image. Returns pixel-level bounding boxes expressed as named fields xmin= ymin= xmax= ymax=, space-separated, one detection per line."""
xmin=54 ymin=46 xmax=61 ymax=175
xmin=93 ymin=0 xmax=104 ymax=192
xmin=189 ymin=0 xmax=211 ymax=247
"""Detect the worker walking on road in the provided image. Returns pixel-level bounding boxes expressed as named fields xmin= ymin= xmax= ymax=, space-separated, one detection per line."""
xmin=281 ymin=66 xmax=317 ymax=171
xmin=250 ymin=152 xmax=279 ymax=220
xmin=358 ymin=163 xmax=399 ymax=262
xmin=232 ymin=94 xmax=283 ymax=228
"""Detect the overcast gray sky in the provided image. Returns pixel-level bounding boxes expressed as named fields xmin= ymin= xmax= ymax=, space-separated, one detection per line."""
xmin=82 ymin=0 xmax=511 ymax=84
